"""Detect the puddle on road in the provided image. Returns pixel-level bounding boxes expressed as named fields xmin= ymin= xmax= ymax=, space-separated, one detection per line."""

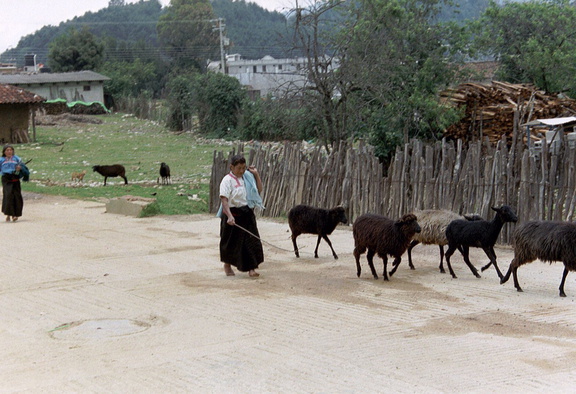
xmin=49 ymin=319 xmax=150 ymax=340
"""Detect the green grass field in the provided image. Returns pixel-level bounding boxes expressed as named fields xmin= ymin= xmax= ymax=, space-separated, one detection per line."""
xmin=17 ymin=113 xmax=227 ymax=216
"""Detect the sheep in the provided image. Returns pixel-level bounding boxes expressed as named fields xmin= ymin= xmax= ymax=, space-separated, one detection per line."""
xmin=92 ymin=164 xmax=128 ymax=186
xmin=353 ymin=213 xmax=421 ymax=281
xmin=444 ymin=205 xmax=517 ymax=280
xmin=71 ymin=170 xmax=87 ymax=182
xmin=288 ymin=205 xmax=347 ymax=259
xmin=390 ymin=210 xmax=483 ymax=276
xmin=501 ymin=221 xmax=576 ymax=297
xmin=159 ymin=162 xmax=171 ymax=185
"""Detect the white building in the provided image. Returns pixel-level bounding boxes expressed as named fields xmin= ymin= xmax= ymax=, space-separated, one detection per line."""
xmin=208 ymin=54 xmax=311 ymax=99
xmin=0 ymin=70 xmax=110 ymax=104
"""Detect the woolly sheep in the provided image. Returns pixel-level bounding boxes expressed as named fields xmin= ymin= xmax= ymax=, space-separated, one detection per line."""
xmin=353 ymin=213 xmax=421 ymax=281
xmin=390 ymin=209 xmax=482 ymax=276
xmin=159 ymin=162 xmax=171 ymax=185
xmin=501 ymin=220 xmax=576 ymax=297
xmin=444 ymin=205 xmax=517 ymax=279
xmin=288 ymin=205 xmax=347 ymax=259
xmin=92 ymin=164 xmax=128 ymax=186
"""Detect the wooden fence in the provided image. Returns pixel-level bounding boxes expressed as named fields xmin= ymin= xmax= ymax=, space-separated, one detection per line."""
xmin=210 ymin=130 xmax=576 ymax=244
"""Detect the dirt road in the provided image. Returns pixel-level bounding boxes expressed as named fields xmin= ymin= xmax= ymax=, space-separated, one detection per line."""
xmin=1 ymin=193 xmax=575 ymax=392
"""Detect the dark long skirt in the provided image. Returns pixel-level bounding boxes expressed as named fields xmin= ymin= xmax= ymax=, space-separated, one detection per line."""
xmin=2 ymin=174 xmax=23 ymax=217
xmin=220 ymin=206 xmax=264 ymax=272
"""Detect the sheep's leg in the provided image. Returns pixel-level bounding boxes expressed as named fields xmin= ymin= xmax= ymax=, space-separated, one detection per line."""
xmin=512 ymin=267 xmax=523 ymax=292
xmin=481 ymin=247 xmax=503 ymax=279
xmin=313 ymin=235 xmax=322 ymax=258
xmin=500 ymin=261 xmax=513 ymax=284
xmin=366 ymin=249 xmax=379 ymax=279
xmin=406 ymin=240 xmax=419 ymax=270
xmin=103 ymin=176 xmax=107 ymax=186
xmin=438 ymin=245 xmax=446 ymax=273
xmin=122 ymin=176 xmax=128 ymax=184
xmin=321 ymin=234 xmax=338 ymax=260
xmin=291 ymin=234 xmax=300 ymax=258
xmin=389 ymin=259 xmax=400 ymax=276
xmin=460 ymin=246 xmax=481 ymax=278
xmin=353 ymin=246 xmax=366 ymax=278
xmin=559 ymin=266 xmax=569 ymax=297
xmin=444 ymin=245 xmax=458 ymax=278
xmin=381 ymin=255 xmax=389 ymax=281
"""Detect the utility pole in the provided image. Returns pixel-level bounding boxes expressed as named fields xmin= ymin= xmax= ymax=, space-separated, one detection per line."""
xmin=212 ymin=18 xmax=227 ymax=74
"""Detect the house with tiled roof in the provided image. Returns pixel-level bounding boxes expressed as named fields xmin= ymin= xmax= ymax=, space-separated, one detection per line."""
xmin=0 ymin=71 xmax=110 ymax=104
xmin=0 ymin=84 xmax=45 ymax=144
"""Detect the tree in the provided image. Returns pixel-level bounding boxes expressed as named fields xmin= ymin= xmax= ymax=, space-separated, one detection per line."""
xmin=157 ymin=0 xmax=220 ymax=72
xmin=338 ymin=0 xmax=464 ymax=159
xmin=288 ymin=0 xmax=355 ymax=151
xmin=190 ymin=72 xmax=247 ymax=136
xmin=473 ymin=0 xmax=576 ymax=96
xmin=48 ymin=27 xmax=104 ymax=72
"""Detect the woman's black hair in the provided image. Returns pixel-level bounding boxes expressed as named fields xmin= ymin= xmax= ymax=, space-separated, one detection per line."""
xmin=2 ymin=145 xmax=14 ymax=157
xmin=230 ymin=154 xmax=246 ymax=166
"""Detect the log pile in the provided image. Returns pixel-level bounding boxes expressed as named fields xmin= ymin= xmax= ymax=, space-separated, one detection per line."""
xmin=441 ymin=81 xmax=576 ymax=143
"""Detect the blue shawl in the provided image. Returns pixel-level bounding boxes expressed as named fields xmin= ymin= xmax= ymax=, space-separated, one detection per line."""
xmin=217 ymin=170 xmax=264 ymax=218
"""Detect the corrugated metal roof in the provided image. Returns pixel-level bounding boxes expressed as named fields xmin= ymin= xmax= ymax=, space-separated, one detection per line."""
xmin=521 ymin=117 xmax=576 ymax=127
xmin=0 ymin=84 xmax=45 ymax=104
xmin=0 ymin=70 xmax=110 ymax=85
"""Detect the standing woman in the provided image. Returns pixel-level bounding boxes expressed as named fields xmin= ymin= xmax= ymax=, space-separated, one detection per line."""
xmin=219 ymin=154 xmax=264 ymax=277
xmin=0 ymin=145 xmax=23 ymax=222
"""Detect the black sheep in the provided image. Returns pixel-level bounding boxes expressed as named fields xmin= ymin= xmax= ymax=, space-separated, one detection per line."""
xmin=159 ymin=162 xmax=171 ymax=185
xmin=444 ymin=205 xmax=517 ymax=279
xmin=501 ymin=221 xmax=576 ymax=297
xmin=288 ymin=205 xmax=347 ymax=259
xmin=92 ymin=164 xmax=128 ymax=186
xmin=353 ymin=213 xmax=421 ymax=281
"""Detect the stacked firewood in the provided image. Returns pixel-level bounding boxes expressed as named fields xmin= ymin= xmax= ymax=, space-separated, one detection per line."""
xmin=441 ymin=81 xmax=576 ymax=143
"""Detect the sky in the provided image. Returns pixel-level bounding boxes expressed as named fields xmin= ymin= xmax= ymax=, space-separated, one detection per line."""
xmin=0 ymin=0 xmax=294 ymax=54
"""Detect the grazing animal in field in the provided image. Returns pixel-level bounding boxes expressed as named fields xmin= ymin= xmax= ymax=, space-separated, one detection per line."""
xmin=71 ymin=170 xmax=87 ymax=182
xmin=159 ymin=162 xmax=171 ymax=185
xmin=501 ymin=220 xmax=576 ymax=297
xmin=444 ymin=205 xmax=517 ymax=279
xmin=288 ymin=205 xmax=347 ymax=259
xmin=391 ymin=210 xmax=483 ymax=276
xmin=353 ymin=213 xmax=421 ymax=281
xmin=92 ymin=164 xmax=128 ymax=186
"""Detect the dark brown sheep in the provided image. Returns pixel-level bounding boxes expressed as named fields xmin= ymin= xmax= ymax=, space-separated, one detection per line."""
xmin=445 ymin=205 xmax=517 ymax=279
xmin=159 ymin=162 xmax=171 ymax=185
xmin=92 ymin=164 xmax=128 ymax=186
xmin=288 ymin=205 xmax=347 ymax=259
xmin=353 ymin=213 xmax=421 ymax=281
xmin=501 ymin=220 xmax=576 ymax=297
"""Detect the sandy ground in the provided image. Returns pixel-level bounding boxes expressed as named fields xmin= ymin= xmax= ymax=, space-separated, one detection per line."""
xmin=2 ymin=193 xmax=576 ymax=393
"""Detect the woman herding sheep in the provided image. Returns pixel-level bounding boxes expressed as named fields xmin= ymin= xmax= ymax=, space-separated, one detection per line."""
xmin=0 ymin=145 xmax=24 ymax=222
xmin=218 ymin=154 xmax=264 ymax=277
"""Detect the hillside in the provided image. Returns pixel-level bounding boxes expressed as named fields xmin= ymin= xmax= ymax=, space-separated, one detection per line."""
xmin=0 ymin=0 xmax=289 ymax=66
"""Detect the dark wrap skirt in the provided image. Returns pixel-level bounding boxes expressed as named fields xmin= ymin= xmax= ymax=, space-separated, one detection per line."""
xmin=220 ymin=206 xmax=264 ymax=272
xmin=2 ymin=174 xmax=23 ymax=217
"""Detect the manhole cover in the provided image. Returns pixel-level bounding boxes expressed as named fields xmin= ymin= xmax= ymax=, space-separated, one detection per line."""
xmin=49 ymin=319 xmax=150 ymax=339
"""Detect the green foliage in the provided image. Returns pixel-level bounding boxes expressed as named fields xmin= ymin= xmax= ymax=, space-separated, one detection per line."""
xmin=438 ymin=0 xmax=491 ymax=22
xmin=100 ymin=59 xmax=160 ymax=98
xmin=473 ymin=0 xmax=576 ymax=95
xmin=19 ymin=113 xmax=219 ymax=215
xmin=48 ymin=27 xmax=105 ymax=72
xmin=338 ymin=0 xmax=464 ymax=161
xmin=157 ymin=0 xmax=219 ymax=72
xmin=239 ymin=99 xmax=318 ymax=141
xmin=190 ymin=72 xmax=247 ymax=137
xmin=166 ymin=74 xmax=197 ymax=131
